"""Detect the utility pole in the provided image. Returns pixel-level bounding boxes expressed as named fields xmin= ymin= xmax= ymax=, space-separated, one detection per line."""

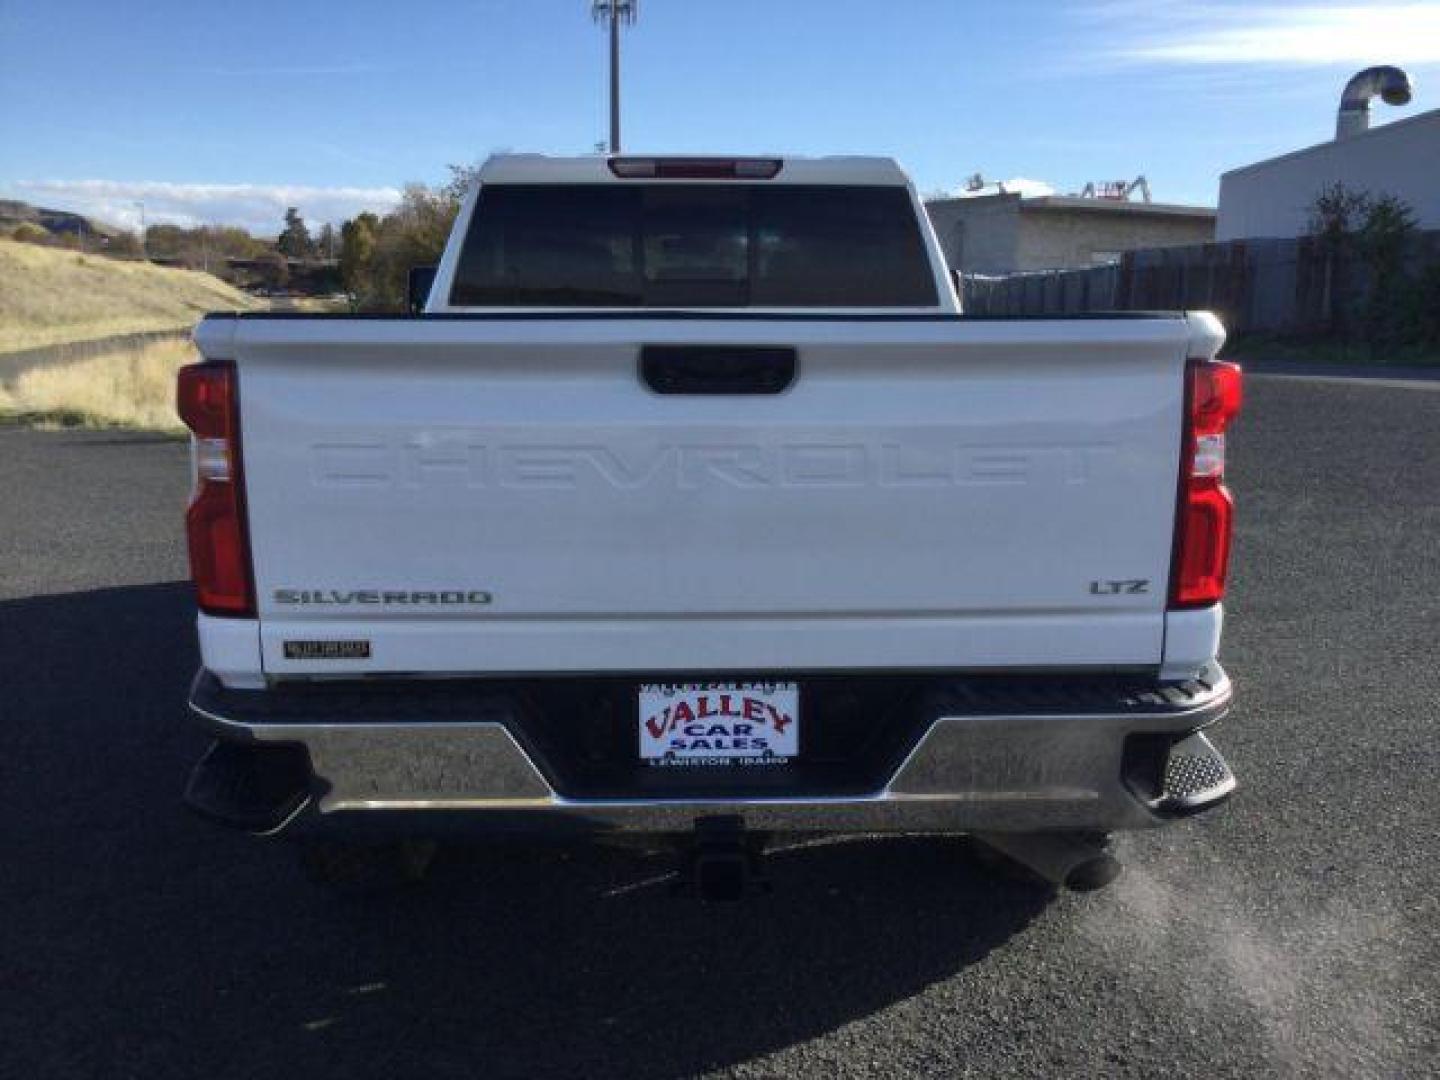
xmin=134 ymin=201 xmax=147 ymax=261
xmin=591 ymin=1 xmax=637 ymax=153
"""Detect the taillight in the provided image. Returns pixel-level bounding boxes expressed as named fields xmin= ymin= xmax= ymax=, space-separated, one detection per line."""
xmin=1171 ymin=360 xmax=1242 ymax=608
xmin=177 ymin=361 xmax=254 ymax=616
xmin=607 ymin=157 xmax=784 ymax=179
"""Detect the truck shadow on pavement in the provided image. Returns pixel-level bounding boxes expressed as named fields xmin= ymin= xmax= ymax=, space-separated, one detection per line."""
xmin=4 ymin=582 xmax=1051 ymax=1080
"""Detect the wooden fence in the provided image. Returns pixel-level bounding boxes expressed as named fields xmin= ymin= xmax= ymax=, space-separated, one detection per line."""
xmin=961 ymin=231 xmax=1440 ymax=335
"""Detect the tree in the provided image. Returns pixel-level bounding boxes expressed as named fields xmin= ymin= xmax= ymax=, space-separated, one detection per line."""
xmin=1308 ymin=182 xmax=1372 ymax=249
xmin=442 ymin=162 xmax=482 ymax=203
xmin=10 ymin=221 xmax=51 ymax=245
xmin=107 ymin=232 xmax=145 ymax=259
xmin=1306 ymin=184 xmax=1425 ymax=350
xmin=1356 ymin=194 xmax=1417 ymax=349
xmin=317 ymin=221 xmax=337 ymax=260
xmin=277 ymin=207 xmax=313 ymax=258
xmin=136 ymin=223 xmax=262 ymax=279
xmin=340 ymin=212 xmax=379 ymax=297
xmin=332 ymin=164 xmax=481 ymax=311
xmin=357 ymin=166 xmax=478 ymax=310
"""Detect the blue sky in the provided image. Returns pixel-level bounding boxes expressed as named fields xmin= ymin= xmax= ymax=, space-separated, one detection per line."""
xmin=2 ymin=0 xmax=1437 ymax=233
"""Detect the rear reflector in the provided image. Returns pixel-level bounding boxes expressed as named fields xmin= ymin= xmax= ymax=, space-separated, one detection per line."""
xmin=1171 ymin=360 xmax=1242 ymax=608
xmin=608 ymin=157 xmax=784 ymax=179
xmin=1191 ymin=360 xmax=1243 ymax=436
xmin=177 ymin=361 xmax=254 ymax=617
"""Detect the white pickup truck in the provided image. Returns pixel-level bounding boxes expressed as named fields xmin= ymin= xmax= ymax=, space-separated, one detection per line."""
xmin=181 ymin=154 xmax=1241 ymax=895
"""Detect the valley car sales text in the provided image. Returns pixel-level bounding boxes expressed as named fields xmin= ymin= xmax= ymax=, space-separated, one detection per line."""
xmin=643 ymin=690 xmax=794 ymax=758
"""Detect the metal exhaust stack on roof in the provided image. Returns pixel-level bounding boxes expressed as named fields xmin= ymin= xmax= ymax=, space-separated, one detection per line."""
xmin=1336 ymin=66 xmax=1413 ymax=140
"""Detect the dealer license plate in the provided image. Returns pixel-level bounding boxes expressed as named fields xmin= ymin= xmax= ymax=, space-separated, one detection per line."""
xmin=638 ymin=682 xmax=799 ymax=767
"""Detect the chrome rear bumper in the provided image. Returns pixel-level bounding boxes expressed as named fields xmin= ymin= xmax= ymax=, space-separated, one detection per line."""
xmin=185 ymin=665 xmax=1234 ymax=836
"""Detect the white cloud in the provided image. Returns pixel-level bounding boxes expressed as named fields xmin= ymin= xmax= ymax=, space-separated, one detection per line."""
xmin=5 ymin=179 xmax=403 ymax=234
xmin=1114 ymin=3 xmax=1440 ymax=66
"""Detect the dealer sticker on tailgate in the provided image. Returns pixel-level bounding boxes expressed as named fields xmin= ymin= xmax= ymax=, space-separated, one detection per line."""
xmin=639 ymin=682 xmax=799 ymax=767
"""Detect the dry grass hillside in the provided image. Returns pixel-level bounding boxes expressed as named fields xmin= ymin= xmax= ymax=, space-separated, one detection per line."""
xmin=0 ymin=240 xmax=260 ymax=352
xmin=0 ymin=337 xmax=194 ymax=431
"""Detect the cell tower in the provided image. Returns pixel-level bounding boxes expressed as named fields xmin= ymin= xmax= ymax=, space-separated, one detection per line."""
xmin=592 ymin=1 xmax=638 ymax=153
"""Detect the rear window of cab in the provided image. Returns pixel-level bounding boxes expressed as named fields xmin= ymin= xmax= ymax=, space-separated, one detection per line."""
xmin=449 ymin=184 xmax=939 ymax=308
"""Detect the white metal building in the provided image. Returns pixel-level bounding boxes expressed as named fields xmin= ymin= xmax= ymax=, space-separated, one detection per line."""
xmin=1218 ymin=100 xmax=1439 ymax=241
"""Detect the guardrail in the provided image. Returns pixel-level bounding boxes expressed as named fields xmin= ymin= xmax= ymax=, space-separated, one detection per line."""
xmin=0 ymin=327 xmax=193 ymax=382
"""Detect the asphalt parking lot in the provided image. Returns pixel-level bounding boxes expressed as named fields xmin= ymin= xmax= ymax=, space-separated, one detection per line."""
xmin=2 ymin=372 xmax=1437 ymax=1079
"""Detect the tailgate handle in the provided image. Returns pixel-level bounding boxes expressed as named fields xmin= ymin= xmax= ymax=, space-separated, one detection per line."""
xmin=641 ymin=345 xmax=796 ymax=395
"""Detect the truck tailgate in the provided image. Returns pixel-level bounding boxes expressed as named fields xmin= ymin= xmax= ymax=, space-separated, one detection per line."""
xmin=198 ymin=314 xmax=1214 ymax=677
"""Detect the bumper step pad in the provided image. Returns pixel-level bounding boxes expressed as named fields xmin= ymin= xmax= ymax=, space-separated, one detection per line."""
xmin=1155 ymin=730 xmax=1236 ymax=815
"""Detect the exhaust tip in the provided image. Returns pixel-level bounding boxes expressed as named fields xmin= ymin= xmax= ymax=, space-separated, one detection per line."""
xmin=973 ymin=831 xmax=1124 ymax=893
xmin=1064 ymin=854 xmax=1123 ymax=892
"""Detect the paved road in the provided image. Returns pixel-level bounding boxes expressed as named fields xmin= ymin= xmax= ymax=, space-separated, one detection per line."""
xmin=3 ymin=374 xmax=1437 ymax=1079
